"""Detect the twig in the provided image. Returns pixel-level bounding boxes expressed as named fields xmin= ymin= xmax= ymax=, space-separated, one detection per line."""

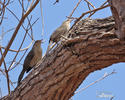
xmin=53 ymin=0 xmax=59 ymax=5
xmin=84 ymin=0 xmax=96 ymax=15
xmin=6 ymin=7 xmax=29 ymax=37
xmin=22 ymin=0 xmax=25 ymax=16
xmin=66 ymin=16 xmax=78 ymax=20
xmin=27 ymin=17 xmax=39 ymax=35
xmin=0 ymin=67 xmax=15 ymax=88
xmin=8 ymin=29 xmax=29 ymax=70
xmin=6 ymin=7 xmax=20 ymax=22
xmin=88 ymin=0 xmax=108 ymax=17
xmin=69 ymin=4 xmax=109 ymax=32
xmin=69 ymin=0 xmax=82 ymax=18
xmin=26 ymin=0 xmax=30 ymax=11
xmin=8 ymin=49 xmax=28 ymax=71
xmin=0 ymin=48 xmax=10 ymax=94
xmin=26 ymin=0 xmax=35 ymax=13
xmin=6 ymin=7 xmax=34 ymax=40
xmin=0 ymin=1 xmax=7 ymax=25
xmin=6 ymin=61 xmax=23 ymax=66
xmin=0 ymin=26 xmax=6 ymax=45
xmin=75 ymin=70 xmax=116 ymax=94
xmin=1 ymin=41 xmax=33 ymax=52
xmin=26 ymin=16 xmax=34 ymax=40
xmin=84 ymin=0 xmax=96 ymax=9
xmin=0 ymin=0 xmax=40 ymax=67
xmin=0 ymin=12 xmax=38 ymax=53
xmin=40 ymin=0 xmax=44 ymax=36
xmin=101 ymin=0 xmax=108 ymax=7
xmin=3 ymin=27 xmax=15 ymax=35
xmin=18 ymin=0 xmax=25 ymax=16
xmin=8 ymin=15 xmax=36 ymax=70
xmin=86 ymin=2 xmax=92 ymax=14
xmin=0 ymin=68 xmax=5 ymax=75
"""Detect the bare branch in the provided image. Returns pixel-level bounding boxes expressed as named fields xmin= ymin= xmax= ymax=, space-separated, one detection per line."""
xmin=1 ymin=40 xmax=33 ymax=52
xmin=88 ymin=0 xmax=108 ymax=17
xmin=69 ymin=0 xmax=82 ymax=18
xmin=8 ymin=30 xmax=30 ymax=71
xmin=6 ymin=7 xmax=33 ymax=39
xmin=69 ymin=4 xmax=109 ymax=32
xmin=8 ymin=50 xmax=27 ymax=71
xmin=0 ymin=0 xmax=40 ymax=67
xmin=26 ymin=0 xmax=35 ymax=13
xmin=0 ymin=67 xmax=15 ymax=88
xmin=0 ymin=0 xmax=11 ymax=25
xmin=84 ymin=0 xmax=96 ymax=12
xmin=40 ymin=0 xmax=44 ymax=36
xmin=53 ymin=0 xmax=59 ymax=5
xmin=0 ymin=48 xmax=10 ymax=94
xmin=75 ymin=70 xmax=116 ymax=94
xmin=18 ymin=0 xmax=26 ymax=16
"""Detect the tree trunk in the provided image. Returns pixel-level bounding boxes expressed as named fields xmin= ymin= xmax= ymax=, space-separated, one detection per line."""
xmin=108 ymin=0 xmax=125 ymax=40
xmin=1 ymin=16 xmax=125 ymax=100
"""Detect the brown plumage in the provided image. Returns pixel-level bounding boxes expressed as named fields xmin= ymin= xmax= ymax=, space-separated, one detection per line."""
xmin=47 ymin=19 xmax=71 ymax=53
xmin=18 ymin=40 xmax=42 ymax=85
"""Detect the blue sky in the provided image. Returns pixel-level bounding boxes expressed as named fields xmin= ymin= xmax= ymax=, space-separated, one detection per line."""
xmin=0 ymin=0 xmax=125 ymax=100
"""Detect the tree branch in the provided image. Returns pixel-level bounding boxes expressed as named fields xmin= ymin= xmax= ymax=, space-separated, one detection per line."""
xmin=0 ymin=0 xmax=40 ymax=67
xmin=2 ymin=16 xmax=123 ymax=100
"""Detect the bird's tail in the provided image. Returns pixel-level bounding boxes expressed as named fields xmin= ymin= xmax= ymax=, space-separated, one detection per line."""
xmin=18 ymin=69 xmax=25 ymax=85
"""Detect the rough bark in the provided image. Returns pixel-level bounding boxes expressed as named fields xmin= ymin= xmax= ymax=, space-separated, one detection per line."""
xmin=1 ymin=16 xmax=125 ymax=100
xmin=108 ymin=0 xmax=125 ymax=40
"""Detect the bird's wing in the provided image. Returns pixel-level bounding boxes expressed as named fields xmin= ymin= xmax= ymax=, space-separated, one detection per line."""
xmin=50 ymin=27 xmax=66 ymax=43
xmin=23 ymin=49 xmax=34 ymax=70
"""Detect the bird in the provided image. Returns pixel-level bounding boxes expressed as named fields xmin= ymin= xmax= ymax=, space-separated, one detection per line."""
xmin=18 ymin=40 xmax=43 ymax=85
xmin=46 ymin=19 xmax=72 ymax=54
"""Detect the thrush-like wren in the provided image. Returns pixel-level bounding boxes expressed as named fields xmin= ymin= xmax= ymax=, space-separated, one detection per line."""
xmin=18 ymin=40 xmax=43 ymax=85
xmin=47 ymin=19 xmax=71 ymax=54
